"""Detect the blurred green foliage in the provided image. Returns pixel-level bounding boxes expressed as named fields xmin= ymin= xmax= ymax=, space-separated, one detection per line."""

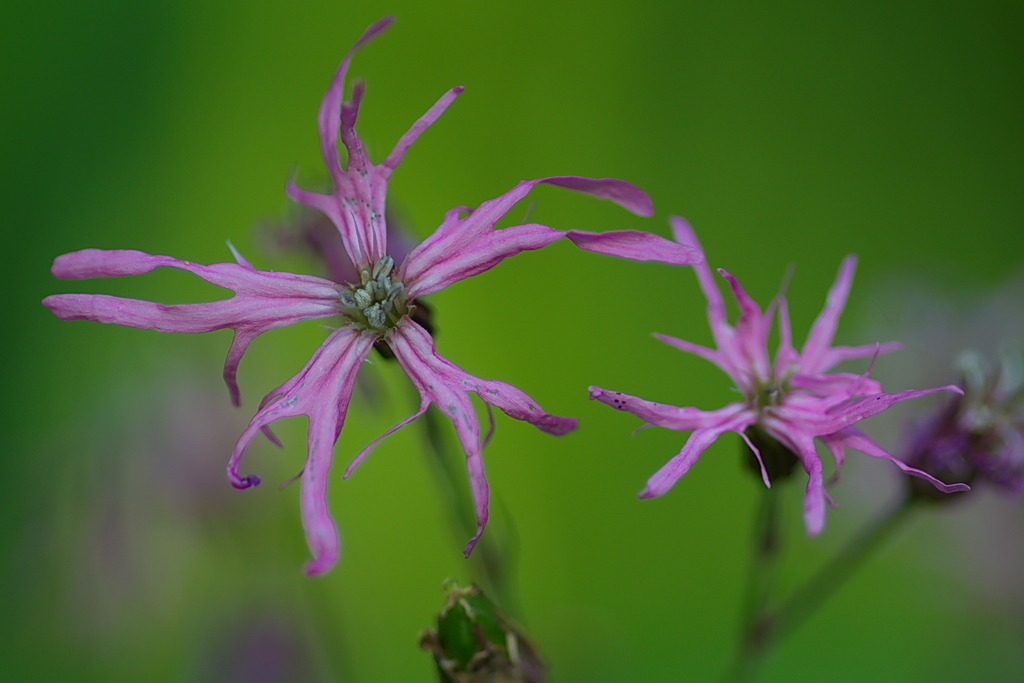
xmin=2 ymin=1 xmax=1022 ymax=681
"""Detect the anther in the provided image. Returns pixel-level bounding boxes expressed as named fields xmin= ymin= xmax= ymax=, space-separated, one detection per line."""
xmin=372 ymin=255 xmax=394 ymax=280
xmin=353 ymin=288 xmax=373 ymax=308
xmin=365 ymin=303 xmax=386 ymax=329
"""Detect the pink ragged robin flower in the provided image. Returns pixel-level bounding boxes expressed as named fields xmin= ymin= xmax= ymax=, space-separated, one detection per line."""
xmin=589 ymin=217 xmax=969 ymax=535
xmin=43 ymin=18 xmax=700 ymax=575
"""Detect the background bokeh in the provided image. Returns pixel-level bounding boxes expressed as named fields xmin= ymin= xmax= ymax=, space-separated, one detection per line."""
xmin=2 ymin=0 xmax=1022 ymax=681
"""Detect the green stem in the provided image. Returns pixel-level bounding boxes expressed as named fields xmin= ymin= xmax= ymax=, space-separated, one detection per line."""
xmin=724 ymin=494 xmax=916 ymax=682
xmin=770 ymin=495 xmax=915 ymax=644
xmin=723 ymin=485 xmax=784 ymax=683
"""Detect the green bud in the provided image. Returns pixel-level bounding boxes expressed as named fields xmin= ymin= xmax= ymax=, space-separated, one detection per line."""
xmin=419 ymin=581 xmax=546 ymax=683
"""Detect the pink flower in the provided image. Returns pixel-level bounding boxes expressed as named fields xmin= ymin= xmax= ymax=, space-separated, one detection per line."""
xmin=43 ymin=18 xmax=699 ymax=575
xmin=589 ymin=217 xmax=969 ymax=535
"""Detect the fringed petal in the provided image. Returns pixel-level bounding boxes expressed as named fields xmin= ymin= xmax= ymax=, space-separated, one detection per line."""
xmin=224 ymin=327 xmax=376 ymax=575
xmin=44 ymin=248 xmax=340 ymax=404
xmin=820 ymin=427 xmax=971 ymax=494
xmin=588 ymin=386 xmax=751 ymax=432
xmin=403 ymin=176 xmax=653 ymax=297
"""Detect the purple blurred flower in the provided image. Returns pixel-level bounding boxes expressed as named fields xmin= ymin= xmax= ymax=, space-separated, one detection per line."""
xmin=590 ymin=217 xmax=968 ymax=535
xmin=43 ymin=17 xmax=699 ymax=575
xmin=904 ymin=350 xmax=1024 ymax=498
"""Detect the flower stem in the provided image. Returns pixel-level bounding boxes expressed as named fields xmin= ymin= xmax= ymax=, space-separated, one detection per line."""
xmin=723 ymin=484 xmax=784 ymax=683
xmin=771 ymin=495 xmax=915 ymax=644
xmin=723 ymin=494 xmax=916 ymax=682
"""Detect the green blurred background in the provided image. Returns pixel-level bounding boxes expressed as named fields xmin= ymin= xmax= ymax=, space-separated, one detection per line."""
xmin=2 ymin=0 xmax=1022 ymax=681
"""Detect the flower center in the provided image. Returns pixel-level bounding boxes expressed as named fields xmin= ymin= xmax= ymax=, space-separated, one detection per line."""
xmin=339 ymin=255 xmax=409 ymax=331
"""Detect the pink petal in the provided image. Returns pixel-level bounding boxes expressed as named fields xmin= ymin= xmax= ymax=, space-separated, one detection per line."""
xmin=639 ymin=411 xmax=755 ymax=498
xmin=815 ymin=342 xmax=902 ymax=372
xmin=381 ymin=86 xmax=464 ymax=175
xmin=788 ymin=372 xmax=884 ymax=398
xmin=799 ymin=255 xmax=857 ymax=375
xmin=225 ymin=327 xmax=377 ymax=575
xmin=588 ymin=386 xmax=751 ymax=431
xmin=315 ymin=16 xmax=393 ymax=200
xmin=652 ymin=333 xmax=735 ymax=380
xmin=565 ymin=230 xmax=701 ymax=265
xmin=820 ymin=428 xmax=971 ymax=494
xmin=798 ymin=385 xmax=964 ymax=436
xmin=404 ymin=223 xmax=567 ymax=297
xmin=772 ymin=295 xmax=799 ymax=379
xmin=403 ymin=176 xmax=654 ymax=297
xmin=718 ymin=268 xmax=772 ymax=383
xmin=388 ymin=320 xmax=576 ymax=556
xmin=668 ymin=217 xmax=747 ymax=379
xmin=44 ymin=248 xmax=340 ymax=405
xmin=783 ymin=431 xmax=827 ymax=536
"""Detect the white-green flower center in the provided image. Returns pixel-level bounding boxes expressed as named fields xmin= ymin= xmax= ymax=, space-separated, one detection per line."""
xmin=339 ymin=255 xmax=409 ymax=331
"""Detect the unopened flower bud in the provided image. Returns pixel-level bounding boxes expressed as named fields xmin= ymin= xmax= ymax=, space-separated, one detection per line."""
xmin=419 ymin=581 xmax=545 ymax=683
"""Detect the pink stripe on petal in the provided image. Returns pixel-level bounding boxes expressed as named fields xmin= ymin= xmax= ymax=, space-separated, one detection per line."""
xmin=405 ymin=223 xmax=566 ymax=297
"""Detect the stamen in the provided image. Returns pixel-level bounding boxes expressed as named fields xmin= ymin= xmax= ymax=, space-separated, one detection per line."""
xmin=365 ymin=303 xmax=386 ymax=328
xmin=372 ymin=255 xmax=394 ymax=280
xmin=354 ymin=288 xmax=373 ymax=308
xmin=339 ymin=255 xmax=409 ymax=332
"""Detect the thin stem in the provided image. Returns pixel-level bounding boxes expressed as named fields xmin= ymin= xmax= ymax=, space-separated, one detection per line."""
xmin=724 ymin=493 xmax=916 ymax=682
xmin=722 ymin=485 xmax=784 ymax=683
xmin=770 ymin=495 xmax=915 ymax=644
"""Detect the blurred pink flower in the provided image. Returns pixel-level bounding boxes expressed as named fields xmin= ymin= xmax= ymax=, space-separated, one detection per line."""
xmin=904 ymin=350 xmax=1024 ymax=497
xmin=590 ymin=217 xmax=968 ymax=535
xmin=43 ymin=18 xmax=699 ymax=575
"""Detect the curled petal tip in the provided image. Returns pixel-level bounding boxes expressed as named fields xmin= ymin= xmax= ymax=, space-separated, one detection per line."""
xmin=229 ymin=473 xmax=261 ymax=490
xmin=452 ymin=85 xmax=465 ymax=94
xmin=462 ymin=534 xmax=482 ymax=559
xmin=302 ymin=557 xmax=333 ymax=577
